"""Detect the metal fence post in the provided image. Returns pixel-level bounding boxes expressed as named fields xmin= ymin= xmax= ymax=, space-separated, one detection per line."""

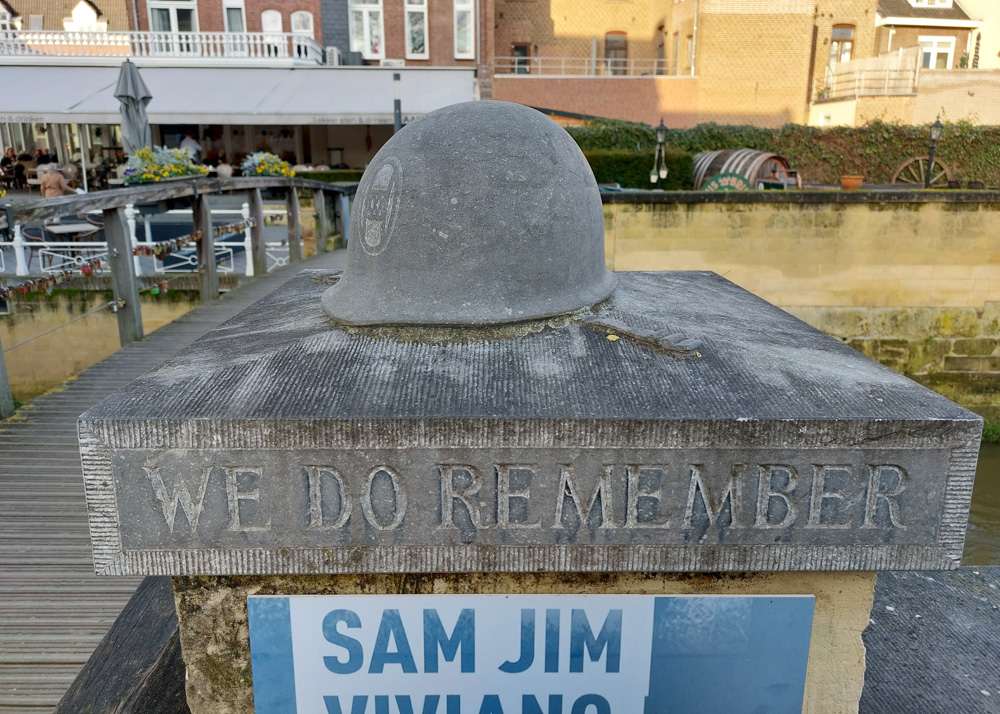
xmin=125 ymin=203 xmax=142 ymax=276
xmin=0 ymin=331 xmax=15 ymax=419
xmin=286 ymin=186 xmax=302 ymax=262
xmin=12 ymin=222 xmax=26 ymax=276
xmin=241 ymin=202 xmax=254 ymax=277
xmin=102 ymin=206 xmax=145 ymax=346
xmin=336 ymin=192 xmax=351 ymax=244
xmin=194 ymin=193 xmax=218 ymax=303
xmin=250 ymin=188 xmax=267 ymax=275
xmin=314 ymin=189 xmax=328 ymax=254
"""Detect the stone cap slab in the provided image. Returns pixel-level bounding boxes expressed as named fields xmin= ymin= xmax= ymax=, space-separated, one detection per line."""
xmin=78 ymin=270 xmax=982 ymax=576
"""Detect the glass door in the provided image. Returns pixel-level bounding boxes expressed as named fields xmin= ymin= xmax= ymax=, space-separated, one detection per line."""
xmin=148 ymin=2 xmax=198 ymax=56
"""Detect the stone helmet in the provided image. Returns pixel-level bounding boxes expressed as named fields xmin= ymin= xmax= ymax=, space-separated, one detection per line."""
xmin=322 ymin=100 xmax=616 ymax=326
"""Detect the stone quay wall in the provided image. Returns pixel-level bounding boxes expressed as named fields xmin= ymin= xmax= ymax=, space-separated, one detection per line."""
xmin=603 ymin=191 xmax=1000 ymax=421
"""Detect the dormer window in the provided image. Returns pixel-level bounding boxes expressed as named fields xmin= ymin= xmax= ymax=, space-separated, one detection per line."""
xmin=909 ymin=0 xmax=954 ymax=8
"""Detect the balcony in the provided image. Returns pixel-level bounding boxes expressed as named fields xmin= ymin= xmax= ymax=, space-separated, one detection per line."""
xmin=494 ymin=56 xmax=679 ymax=77
xmin=817 ymin=68 xmax=918 ymax=101
xmin=0 ymin=29 xmax=325 ymax=65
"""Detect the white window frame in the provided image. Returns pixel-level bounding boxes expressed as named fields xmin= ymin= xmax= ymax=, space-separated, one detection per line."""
xmin=348 ymin=0 xmax=385 ymax=60
xmin=453 ymin=0 xmax=473 ymax=60
xmin=0 ymin=11 xmax=11 ymax=32
xmin=260 ymin=8 xmax=282 ymax=32
xmin=291 ymin=10 xmax=313 ymax=36
xmin=405 ymin=0 xmax=428 ymax=60
xmin=147 ymin=0 xmax=199 ymax=54
xmin=223 ymin=0 xmax=245 ymax=32
xmin=28 ymin=14 xmax=43 ymax=29
xmin=910 ymin=0 xmax=953 ymax=7
xmin=919 ymin=35 xmax=955 ymax=69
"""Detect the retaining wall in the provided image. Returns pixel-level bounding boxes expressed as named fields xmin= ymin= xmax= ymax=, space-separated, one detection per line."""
xmin=603 ymin=191 xmax=1000 ymax=420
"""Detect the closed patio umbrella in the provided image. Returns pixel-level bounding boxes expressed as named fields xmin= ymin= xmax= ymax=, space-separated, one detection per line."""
xmin=115 ymin=59 xmax=152 ymax=156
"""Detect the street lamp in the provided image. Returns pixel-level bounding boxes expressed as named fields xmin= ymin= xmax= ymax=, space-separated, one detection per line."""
xmin=649 ymin=118 xmax=669 ymax=189
xmin=924 ymin=117 xmax=944 ymax=189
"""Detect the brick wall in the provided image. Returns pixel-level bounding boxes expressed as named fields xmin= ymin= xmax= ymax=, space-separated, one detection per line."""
xmin=875 ymin=26 xmax=972 ymax=68
xmin=915 ymin=69 xmax=1000 ymax=124
xmin=492 ymin=75 xmax=698 ymax=127
xmin=694 ymin=8 xmax=815 ymax=125
xmin=855 ymin=95 xmax=916 ymax=124
xmin=132 ymin=0 xmax=322 ymax=37
xmin=494 ymin=0 xmax=663 ymax=66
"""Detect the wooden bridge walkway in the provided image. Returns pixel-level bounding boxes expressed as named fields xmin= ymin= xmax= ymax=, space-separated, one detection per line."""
xmin=0 ymin=249 xmax=347 ymax=711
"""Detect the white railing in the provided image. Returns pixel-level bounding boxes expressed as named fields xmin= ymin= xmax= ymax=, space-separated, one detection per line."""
xmin=819 ymin=68 xmax=918 ymax=101
xmin=494 ymin=56 xmax=678 ymax=77
xmin=0 ymin=29 xmax=324 ymax=63
xmin=0 ymin=205 xmax=297 ymax=278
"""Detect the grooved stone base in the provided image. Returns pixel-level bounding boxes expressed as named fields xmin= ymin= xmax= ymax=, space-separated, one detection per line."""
xmin=172 ymin=571 xmax=876 ymax=714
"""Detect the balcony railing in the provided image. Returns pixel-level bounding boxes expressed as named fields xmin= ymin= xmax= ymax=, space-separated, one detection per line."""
xmin=0 ymin=29 xmax=324 ymax=63
xmin=494 ymin=56 xmax=679 ymax=77
xmin=818 ymin=68 xmax=918 ymax=101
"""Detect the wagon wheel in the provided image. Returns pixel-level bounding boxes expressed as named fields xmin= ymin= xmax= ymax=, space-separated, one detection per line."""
xmin=891 ymin=155 xmax=953 ymax=187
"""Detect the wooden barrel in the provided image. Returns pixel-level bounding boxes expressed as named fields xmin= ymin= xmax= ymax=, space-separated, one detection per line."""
xmin=693 ymin=149 xmax=795 ymax=190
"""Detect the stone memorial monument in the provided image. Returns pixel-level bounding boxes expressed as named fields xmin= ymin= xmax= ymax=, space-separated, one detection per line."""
xmin=79 ymin=101 xmax=981 ymax=713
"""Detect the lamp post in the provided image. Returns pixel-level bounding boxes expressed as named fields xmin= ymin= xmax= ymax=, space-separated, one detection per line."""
xmin=393 ymin=73 xmax=403 ymax=134
xmin=924 ymin=117 xmax=944 ymax=189
xmin=649 ymin=119 xmax=669 ymax=189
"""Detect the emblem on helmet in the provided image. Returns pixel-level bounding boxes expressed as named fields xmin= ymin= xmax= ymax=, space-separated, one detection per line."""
xmin=360 ymin=157 xmax=402 ymax=256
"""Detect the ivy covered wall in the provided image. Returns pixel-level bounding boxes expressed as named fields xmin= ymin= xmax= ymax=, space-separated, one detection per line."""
xmin=567 ymin=120 xmax=1000 ymax=187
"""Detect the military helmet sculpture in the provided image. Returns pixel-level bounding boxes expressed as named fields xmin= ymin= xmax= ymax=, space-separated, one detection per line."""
xmin=322 ymin=100 xmax=616 ymax=326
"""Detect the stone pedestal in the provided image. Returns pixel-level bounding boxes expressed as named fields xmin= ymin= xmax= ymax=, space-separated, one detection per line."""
xmin=79 ymin=269 xmax=980 ymax=713
xmin=173 ymin=572 xmax=876 ymax=714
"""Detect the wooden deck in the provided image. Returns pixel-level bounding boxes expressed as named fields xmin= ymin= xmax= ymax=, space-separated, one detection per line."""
xmin=0 ymin=250 xmax=347 ymax=711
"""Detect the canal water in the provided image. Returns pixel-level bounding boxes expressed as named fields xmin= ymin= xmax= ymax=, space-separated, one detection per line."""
xmin=965 ymin=443 xmax=1000 ymax=565
xmin=2 ymin=290 xmax=199 ymax=403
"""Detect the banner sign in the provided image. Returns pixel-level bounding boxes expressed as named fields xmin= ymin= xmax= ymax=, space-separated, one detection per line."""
xmin=701 ymin=172 xmax=752 ymax=191
xmin=248 ymin=594 xmax=814 ymax=714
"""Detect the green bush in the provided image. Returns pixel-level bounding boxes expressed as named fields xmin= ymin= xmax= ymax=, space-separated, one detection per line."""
xmin=583 ymin=149 xmax=694 ymax=190
xmin=297 ymin=169 xmax=365 ymax=183
xmin=567 ymin=118 xmax=1000 ymax=186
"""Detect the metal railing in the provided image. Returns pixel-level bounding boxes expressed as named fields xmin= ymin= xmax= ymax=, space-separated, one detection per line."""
xmin=818 ymin=68 xmax=918 ymax=101
xmin=0 ymin=176 xmax=354 ymax=416
xmin=494 ymin=56 xmax=678 ymax=77
xmin=0 ymin=29 xmax=324 ymax=63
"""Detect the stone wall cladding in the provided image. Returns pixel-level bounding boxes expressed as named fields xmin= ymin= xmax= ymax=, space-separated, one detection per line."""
xmin=603 ymin=193 xmax=1000 ymax=310
xmin=791 ymin=304 xmax=1000 ymax=422
xmin=601 ymin=192 xmax=1000 ymax=421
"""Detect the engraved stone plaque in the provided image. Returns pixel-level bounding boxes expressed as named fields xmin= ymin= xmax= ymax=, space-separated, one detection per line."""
xmin=79 ymin=271 xmax=981 ymax=575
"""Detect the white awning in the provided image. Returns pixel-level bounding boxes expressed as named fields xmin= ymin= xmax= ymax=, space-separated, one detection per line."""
xmin=0 ymin=65 xmax=477 ymax=125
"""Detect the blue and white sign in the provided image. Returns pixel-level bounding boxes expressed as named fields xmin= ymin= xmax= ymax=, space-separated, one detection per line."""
xmin=248 ymin=594 xmax=814 ymax=714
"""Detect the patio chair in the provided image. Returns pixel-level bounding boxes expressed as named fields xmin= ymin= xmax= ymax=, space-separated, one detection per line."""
xmin=20 ymin=226 xmax=53 ymax=271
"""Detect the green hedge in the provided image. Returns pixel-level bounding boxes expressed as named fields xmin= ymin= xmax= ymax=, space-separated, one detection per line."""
xmin=568 ymin=118 xmax=1000 ymax=186
xmin=297 ymin=169 xmax=365 ymax=183
xmin=583 ymin=148 xmax=694 ymax=190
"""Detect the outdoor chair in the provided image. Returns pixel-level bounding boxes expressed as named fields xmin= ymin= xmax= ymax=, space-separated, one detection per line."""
xmin=20 ymin=226 xmax=54 ymax=271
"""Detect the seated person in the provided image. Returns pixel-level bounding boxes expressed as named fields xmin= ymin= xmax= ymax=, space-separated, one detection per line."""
xmin=40 ymin=165 xmax=76 ymax=198
xmin=1 ymin=148 xmax=15 ymax=169
xmin=35 ymin=149 xmax=51 ymax=165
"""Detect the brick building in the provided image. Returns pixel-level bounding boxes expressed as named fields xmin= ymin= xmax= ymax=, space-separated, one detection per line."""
xmin=0 ymin=0 xmax=129 ymax=30
xmin=491 ymin=0 xmax=994 ymax=127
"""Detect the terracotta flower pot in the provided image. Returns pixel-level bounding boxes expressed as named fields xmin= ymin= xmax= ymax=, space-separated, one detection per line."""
xmin=841 ymin=175 xmax=864 ymax=190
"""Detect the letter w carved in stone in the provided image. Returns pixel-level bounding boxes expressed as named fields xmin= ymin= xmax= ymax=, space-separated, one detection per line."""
xmin=143 ymin=467 xmax=211 ymax=533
